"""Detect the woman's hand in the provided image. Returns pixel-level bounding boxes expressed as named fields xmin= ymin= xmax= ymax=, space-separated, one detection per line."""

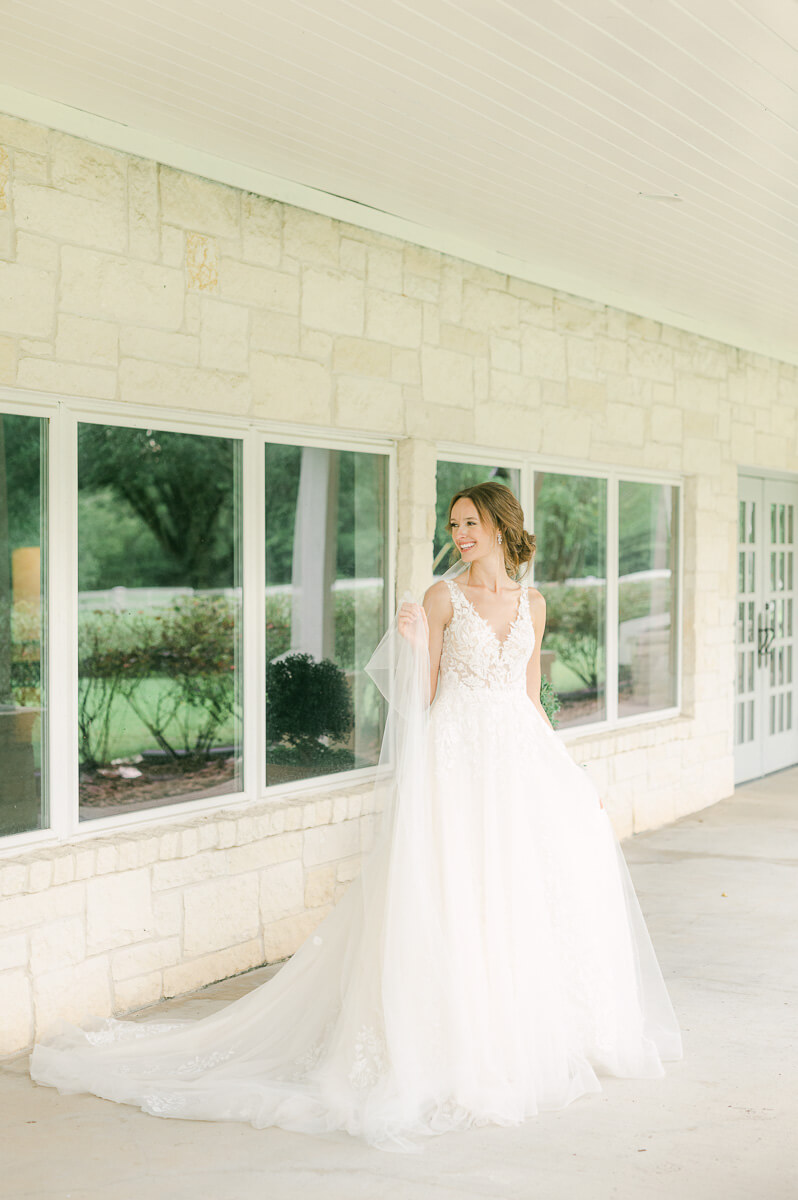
xmin=398 ymin=601 xmax=429 ymax=649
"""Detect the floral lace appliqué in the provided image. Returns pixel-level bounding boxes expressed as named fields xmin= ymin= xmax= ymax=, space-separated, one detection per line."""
xmin=438 ymin=582 xmax=535 ymax=695
xmin=348 ymin=1023 xmax=388 ymax=1090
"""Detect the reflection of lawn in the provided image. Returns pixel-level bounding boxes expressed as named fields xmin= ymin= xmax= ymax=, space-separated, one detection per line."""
xmin=79 ymin=676 xmax=237 ymax=762
xmin=550 ymin=658 xmax=588 ymax=695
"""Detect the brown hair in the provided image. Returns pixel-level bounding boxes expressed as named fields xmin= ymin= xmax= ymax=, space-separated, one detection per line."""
xmin=447 ymin=482 xmax=536 ymax=578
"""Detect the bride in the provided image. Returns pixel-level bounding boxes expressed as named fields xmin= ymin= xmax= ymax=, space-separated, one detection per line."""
xmin=30 ymin=482 xmax=683 ymax=1153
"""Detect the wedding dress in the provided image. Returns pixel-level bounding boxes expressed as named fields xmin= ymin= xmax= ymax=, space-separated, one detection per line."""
xmin=30 ymin=580 xmax=682 ymax=1153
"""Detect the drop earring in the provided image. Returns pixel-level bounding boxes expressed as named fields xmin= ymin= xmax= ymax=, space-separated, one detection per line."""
xmin=497 ymin=533 xmax=503 ymax=544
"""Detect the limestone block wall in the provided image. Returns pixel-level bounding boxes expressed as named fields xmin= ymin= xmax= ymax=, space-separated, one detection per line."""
xmin=0 ymin=783 xmax=378 ymax=1055
xmin=1 ymin=111 xmax=798 ymax=1054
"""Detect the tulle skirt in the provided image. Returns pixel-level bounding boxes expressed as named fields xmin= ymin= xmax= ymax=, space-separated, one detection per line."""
xmin=30 ymin=685 xmax=682 ymax=1153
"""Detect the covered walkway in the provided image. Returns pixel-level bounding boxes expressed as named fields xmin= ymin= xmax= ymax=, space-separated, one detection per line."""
xmin=4 ymin=769 xmax=796 ymax=1200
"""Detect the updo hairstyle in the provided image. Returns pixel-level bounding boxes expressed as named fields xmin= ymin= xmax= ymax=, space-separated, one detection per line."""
xmin=447 ymin=481 xmax=536 ymax=578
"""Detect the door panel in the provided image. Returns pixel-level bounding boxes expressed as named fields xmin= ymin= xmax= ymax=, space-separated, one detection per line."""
xmin=735 ymin=475 xmax=798 ymax=783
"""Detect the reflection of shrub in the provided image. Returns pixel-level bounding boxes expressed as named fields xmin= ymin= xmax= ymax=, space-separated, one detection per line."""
xmin=78 ymin=610 xmax=134 ymax=768
xmin=78 ymin=598 xmax=237 ymax=767
xmin=540 ymin=675 xmax=561 ymax=728
xmin=266 ymin=653 xmax=353 ymax=759
xmin=0 ymin=599 xmax=42 ymax=708
xmin=331 ymin=584 xmax=384 ymax=671
xmin=127 ymin=598 xmax=237 ymax=760
xmin=543 ymin=586 xmax=602 ymax=691
xmin=264 ymin=584 xmax=385 ymax=672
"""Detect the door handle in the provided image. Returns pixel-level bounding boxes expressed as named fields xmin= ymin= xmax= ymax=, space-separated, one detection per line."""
xmin=758 ymin=602 xmax=776 ymax=663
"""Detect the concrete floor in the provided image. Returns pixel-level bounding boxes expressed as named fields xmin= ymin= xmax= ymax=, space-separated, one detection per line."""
xmin=4 ymin=769 xmax=797 ymax=1200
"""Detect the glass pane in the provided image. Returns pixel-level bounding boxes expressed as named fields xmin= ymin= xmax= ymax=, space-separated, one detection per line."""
xmin=748 ymin=551 xmax=755 ymax=593
xmin=771 ymin=503 xmax=777 ymax=543
xmin=780 ymin=504 xmax=786 ymax=544
xmin=749 ymin=502 xmax=756 ymax=544
xmin=789 ymin=505 xmax=794 ymax=545
xmin=78 ymin=424 xmax=242 ymax=820
xmin=534 ymin=473 xmax=607 ymax=727
xmin=747 ymin=699 xmax=754 ymax=741
xmin=618 ymin=482 xmax=679 ymax=718
xmin=738 ymin=500 xmax=745 ymax=544
xmin=738 ymin=551 xmax=745 ymax=595
xmin=0 ymin=414 xmax=47 ymax=836
xmin=434 ymin=460 xmax=521 ymax=576
xmin=265 ymin=445 xmax=388 ymax=786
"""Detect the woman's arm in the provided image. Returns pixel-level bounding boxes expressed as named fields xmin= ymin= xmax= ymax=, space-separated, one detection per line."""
xmin=526 ymin=589 xmax=554 ymax=730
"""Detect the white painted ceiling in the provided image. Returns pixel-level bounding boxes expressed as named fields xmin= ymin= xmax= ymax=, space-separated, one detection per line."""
xmin=2 ymin=0 xmax=798 ymax=363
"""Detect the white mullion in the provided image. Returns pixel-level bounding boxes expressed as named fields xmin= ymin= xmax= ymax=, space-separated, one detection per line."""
xmin=243 ymin=428 xmax=265 ymax=800
xmin=605 ymin=473 xmax=620 ymax=725
xmin=387 ymin=442 xmax=398 ymax=621
xmin=48 ymin=404 xmax=79 ymax=839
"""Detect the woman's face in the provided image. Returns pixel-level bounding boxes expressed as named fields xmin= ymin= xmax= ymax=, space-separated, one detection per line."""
xmin=449 ymin=498 xmax=496 ymax=562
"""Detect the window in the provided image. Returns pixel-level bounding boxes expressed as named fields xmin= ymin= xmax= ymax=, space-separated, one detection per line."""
xmin=434 ymin=460 xmax=521 ymax=576
xmin=264 ymin=443 xmax=389 ymax=786
xmin=534 ymin=472 xmax=607 ymax=727
xmin=618 ymin=482 xmax=679 ymax=718
xmin=0 ymin=414 xmax=47 ymax=836
xmin=0 ymin=399 xmax=394 ymax=846
xmin=77 ymin=423 xmax=242 ymax=820
xmin=434 ymin=457 xmax=681 ymax=731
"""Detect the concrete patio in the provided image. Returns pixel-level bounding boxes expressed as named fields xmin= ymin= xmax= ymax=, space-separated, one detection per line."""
xmin=3 ymin=768 xmax=796 ymax=1200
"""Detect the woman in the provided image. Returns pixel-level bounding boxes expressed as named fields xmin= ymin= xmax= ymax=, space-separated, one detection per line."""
xmin=30 ymin=483 xmax=682 ymax=1153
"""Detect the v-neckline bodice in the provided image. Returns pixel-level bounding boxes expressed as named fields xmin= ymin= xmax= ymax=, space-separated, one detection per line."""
xmin=452 ymin=581 xmax=526 ymax=651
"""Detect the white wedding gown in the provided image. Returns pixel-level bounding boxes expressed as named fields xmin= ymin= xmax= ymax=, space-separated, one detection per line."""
xmin=30 ymin=581 xmax=682 ymax=1152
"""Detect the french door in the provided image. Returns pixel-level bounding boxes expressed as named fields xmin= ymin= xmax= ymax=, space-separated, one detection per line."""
xmin=735 ymin=474 xmax=798 ymax=783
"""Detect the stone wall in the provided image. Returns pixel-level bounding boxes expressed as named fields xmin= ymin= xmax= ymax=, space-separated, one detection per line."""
xmin=1 ymin=111 xmax=798 ymax=1054
xmin=1 ymin=783 xmax=378 ymax=1055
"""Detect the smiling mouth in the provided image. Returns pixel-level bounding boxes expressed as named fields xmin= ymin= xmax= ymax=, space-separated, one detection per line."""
xmin=458 ymin=541 xmax=476 ymax=551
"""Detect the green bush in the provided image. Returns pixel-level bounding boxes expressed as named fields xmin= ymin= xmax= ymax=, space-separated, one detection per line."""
xmin=77 ymin=597 xmax=238 ymax=767
xmin=266 ymin=652 xmax=353 ymax=760
xmin=540 ymin=674 xmax=561 ymax=728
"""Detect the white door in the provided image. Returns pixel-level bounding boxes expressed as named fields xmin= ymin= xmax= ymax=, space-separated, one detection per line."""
xmin=735 ymin=475 xmax=798 ymax=783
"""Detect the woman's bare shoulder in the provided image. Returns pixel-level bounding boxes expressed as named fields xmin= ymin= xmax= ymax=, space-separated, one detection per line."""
xmin=424 ymin=579 xmax=454 ymax=620
xmin=526 ymin=586 xmax=547 ymax=616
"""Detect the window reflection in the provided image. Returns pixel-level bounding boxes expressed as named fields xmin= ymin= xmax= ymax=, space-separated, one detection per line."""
xmin=0 ymin=414 xmax=47 ymax=835
xmin=618 ymin=482 xmax=679 ymax=717
xmin=77 ymin=424 xmax=242 ymax=819
xmin=534 ymin=473 xmax=607 ymax=727
xmin=264 ymin=445 xmax=388 ymax=786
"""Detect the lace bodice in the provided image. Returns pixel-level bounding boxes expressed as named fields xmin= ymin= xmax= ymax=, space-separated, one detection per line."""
xmin=438 ymin=579 xmax=535 ymax=695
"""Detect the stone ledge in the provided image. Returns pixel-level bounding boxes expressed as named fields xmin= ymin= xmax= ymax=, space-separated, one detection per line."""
xmin=0 ymin=779 xmax=380 ymax=893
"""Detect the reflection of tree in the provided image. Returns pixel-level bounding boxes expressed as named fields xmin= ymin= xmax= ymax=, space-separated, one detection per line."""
xmin=78 ymin=426 xmax=236 ymax=590
xmin=619 ymin=482 xmax=673 ymax=575
xmin=534 ymin=474 xmax=603 ymax=582
xmin=544 ymin=586 xmax=602 ymax=690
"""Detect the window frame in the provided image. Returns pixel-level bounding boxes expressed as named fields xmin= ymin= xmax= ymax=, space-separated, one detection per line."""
xmin=436 ymin=442 xmax=684 ymax=739
xmin=0 ymin=388 xmax=396 ymax=851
